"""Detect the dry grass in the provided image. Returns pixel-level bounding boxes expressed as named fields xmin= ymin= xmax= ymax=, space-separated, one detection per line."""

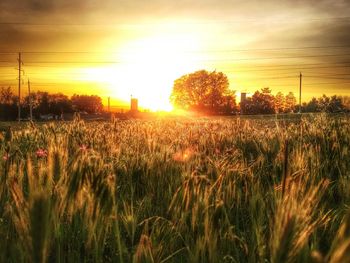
xmin=0 ymin=114 xmax=349 ymax=262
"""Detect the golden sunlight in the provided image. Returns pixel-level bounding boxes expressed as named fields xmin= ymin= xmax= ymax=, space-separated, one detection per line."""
xmin=79 ymin=32 xmax=204 ymax=111
xmin=116 ymin=33 xmax=205 ymax=111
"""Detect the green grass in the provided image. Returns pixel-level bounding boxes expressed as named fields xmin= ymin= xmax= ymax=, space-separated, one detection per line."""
xmin=0 ymin=113 xmax=350 ymax=262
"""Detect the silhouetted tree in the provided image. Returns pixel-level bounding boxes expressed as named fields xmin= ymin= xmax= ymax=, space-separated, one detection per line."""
xmin=285 ymin=92 xmax=297 ymax=113
xmin=304 ymin=97 xmax=319 ymax=112
xmin=0 ymin=86 xmax=15 ymax=104
xmin=340 ymin=96 xmax=350 ymax=112
xmin=0 ymin=87 xmax=17 ymax=120
xmin=274 ymin=92 xmax=285 ymax=113
xmin=330 ymin=95 xmax=343 ymax=112
xmin=243 ymin=88 xmax=275 ymax=114
xmin=49 ymin=93 xmax=73 ymax=115
xmin=71 ymin=94 xmax=103 ymax=114
xmin=320 ymin=95 xmax=344 ymax=113
xmin=22 ymin=92 xmax=73 ymax=118
xmin=170 ymin=70 xmax=236 ymax=114
xmin=303 ymin=95 xmax=345 ymax=113
xmin=36 ymin=92 xmax=50 ymax=115
xmin=0 ymin=89 xmax=103 ymax=120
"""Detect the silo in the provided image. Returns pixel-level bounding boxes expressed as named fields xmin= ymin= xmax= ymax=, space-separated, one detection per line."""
xmin=130 ymin=98 xmax=138 ymax=112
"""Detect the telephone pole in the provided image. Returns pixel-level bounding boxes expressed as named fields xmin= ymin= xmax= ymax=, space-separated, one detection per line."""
xmin=108 ymin=97 xmax=110 ymax=112
xmin=18 ymin=52 xmax=22 ymax=122
xmin=28 ymin=79 xmax=33 ymax=121
xmin=299 ymin=72 xmax=302 ymax=113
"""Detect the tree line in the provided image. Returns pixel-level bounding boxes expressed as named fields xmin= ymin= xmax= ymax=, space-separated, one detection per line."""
xmin=171 ymin=70 xmax=350 ymax=115
xmin=1 ymin=69 xmax=349 ymax=120
xmin=0 ymin=87 xmax=103 ymax=121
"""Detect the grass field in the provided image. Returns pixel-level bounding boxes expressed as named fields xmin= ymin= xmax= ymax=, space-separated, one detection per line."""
xmin=1 ymin=114 xmax=350 ymax=263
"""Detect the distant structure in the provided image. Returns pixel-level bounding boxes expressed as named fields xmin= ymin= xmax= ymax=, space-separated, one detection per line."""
xmin=240 ymin=92 xmax=247 ymax=114
xmin=130 ymin=98 xmax=138 ymax=112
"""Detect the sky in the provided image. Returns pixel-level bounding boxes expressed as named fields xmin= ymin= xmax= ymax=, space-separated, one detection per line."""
xmin=0 ymin=0 xmax=350 ymax=110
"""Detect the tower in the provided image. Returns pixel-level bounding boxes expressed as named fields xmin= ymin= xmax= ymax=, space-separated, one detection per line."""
xmin=130 ymin=98 xmax=138 ymax=112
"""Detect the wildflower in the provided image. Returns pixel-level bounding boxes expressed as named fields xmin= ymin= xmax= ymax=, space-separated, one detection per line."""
xmin=79 ymin=144 xmax=88 ymax=152
xmin=36 ymin=148 xmax=48 ymax=158
xmin=2 ymin=153 xmax=9 ymax=161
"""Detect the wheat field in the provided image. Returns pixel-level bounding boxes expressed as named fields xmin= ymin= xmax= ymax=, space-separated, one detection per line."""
xmin=0 ymin=114 xmax=350 ymax=263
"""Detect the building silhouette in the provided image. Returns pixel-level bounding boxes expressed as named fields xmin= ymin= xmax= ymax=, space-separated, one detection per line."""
xmin=130 ymin=98 xmax=138 ymax=112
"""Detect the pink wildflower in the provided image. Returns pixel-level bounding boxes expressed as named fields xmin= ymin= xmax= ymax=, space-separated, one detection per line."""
xmin=36 ymin=148 xmax=48 ymax=158
xmin=79 ymin=144 xmax=88 ymax=152
xmin=2 ymin=153 xmax=9 ymax=161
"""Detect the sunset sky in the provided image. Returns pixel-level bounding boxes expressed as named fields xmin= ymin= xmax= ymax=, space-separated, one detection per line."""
xmin=0 ymin=0 xmax=350 ymax=110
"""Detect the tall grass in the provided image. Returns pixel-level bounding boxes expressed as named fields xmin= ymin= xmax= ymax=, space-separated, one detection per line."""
xmin=0 ymin=114 xmax=349 ymax=262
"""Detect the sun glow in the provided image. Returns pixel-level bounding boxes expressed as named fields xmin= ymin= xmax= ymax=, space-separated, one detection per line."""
xmin=79 ymin=32 xmax=204 ymax=111
xmin=116 ymin=33 xmax=204 ymax=111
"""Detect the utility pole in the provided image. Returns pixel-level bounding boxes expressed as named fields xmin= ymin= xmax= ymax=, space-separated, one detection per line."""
xmin=18 ymin=52 xmax=22 ymax=122
xmin=299 ymin=72 xmax=302 ymax=113
xmin=108 ymin=97 xmax=110 ymax=112
xmin=28 ymin=79 xmax=33 ymax=121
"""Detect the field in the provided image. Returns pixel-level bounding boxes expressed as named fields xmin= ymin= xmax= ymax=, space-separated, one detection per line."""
xmin=1 ymin=114 xmax=350 ymax=263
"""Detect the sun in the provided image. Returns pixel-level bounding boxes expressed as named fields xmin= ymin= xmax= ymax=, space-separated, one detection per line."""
xmin=77 ymin=31 xmax=204 ymax=111
xmin=114 ymin=33 xmax=204 ymax=111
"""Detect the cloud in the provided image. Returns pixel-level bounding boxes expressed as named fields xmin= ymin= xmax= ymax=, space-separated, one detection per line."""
xmin=1 ymin=0 xmax=350 ymax=24
xmin=0 ymin=24 xmax=114 ymax=53
xmin=0 ymin=0 xmax=349 ymax=55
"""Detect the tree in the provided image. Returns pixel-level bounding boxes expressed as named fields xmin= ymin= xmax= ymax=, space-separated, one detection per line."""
xmin=170 ymin=70 xmax=236 ymax=114
xmin=49 ymin=93 xmax=73 ymax=115
xmin=0 ymin=86 xmax=18 ymax=120
xmin=304 ymin=97 xmax=319 ymax=112
xmin=18 ymin=92 xmax=73 ymax=119
xmin=0 ymin=86 xmax=15 ymax=104
xmin=243 ymin=88 xmax=275 ymax=114
xmin=285 ymin=92 xmax=297 ymax=113
xmin=328 ymin=95 xmax=344 ymax=112
xmin=274 ymin=92 xmax=285 ymax=113
xmin=318 ymin=94 xmax=344 ymax=113
xmin=340 ymin=96 xmax=350 ymax=112
xmin=302 ymin=95 xmax=345 ymax=113
xmin=36 ymin=92 xmax=50 ymax=115
xmin=71 ymin=94 xmax=103 ymax=114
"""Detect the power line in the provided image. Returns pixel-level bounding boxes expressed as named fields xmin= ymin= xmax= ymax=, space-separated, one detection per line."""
xmin=1 ymin=45 xmax=350 ymax=54
xmin=0 ymin=82 xmax=96 ymax=86
xmin=304 ymin=82 xmax=350 ymax=86
xmin=231 ymin=76 xmax=298 ymax=80
xmin=2 ymin=61 xmax=122 ymax=64
xmin=0 ymin=16 xmax=349 ymax=26
xmin=2 ymin=78 xmax=350 ymax=86
xmin=0 ymin=53 xmax=349 ymax=64
xmin=2 ymin=65 xmax=349 ymax=75
xmin=3 ymin=70 xmax=347 ymax=79
xmin=225 ymin=65 xmax=350 ymax=73
xmin=265 ymin=81 xmax=350 ymax=87
xmin=306 ymin=76 xmax=350 ymax=80
xmin=2 ymin=59 xmax=350 ymax=68
xmin=179 ymin=53 xmax=350 ymax=61
xmin=307 ymin=72 xmax=350 ymax=75
xmin=2 ymin=62 xmax=347 ymax=70
xmin=226 ymin=61 xmax=350 ymax=68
